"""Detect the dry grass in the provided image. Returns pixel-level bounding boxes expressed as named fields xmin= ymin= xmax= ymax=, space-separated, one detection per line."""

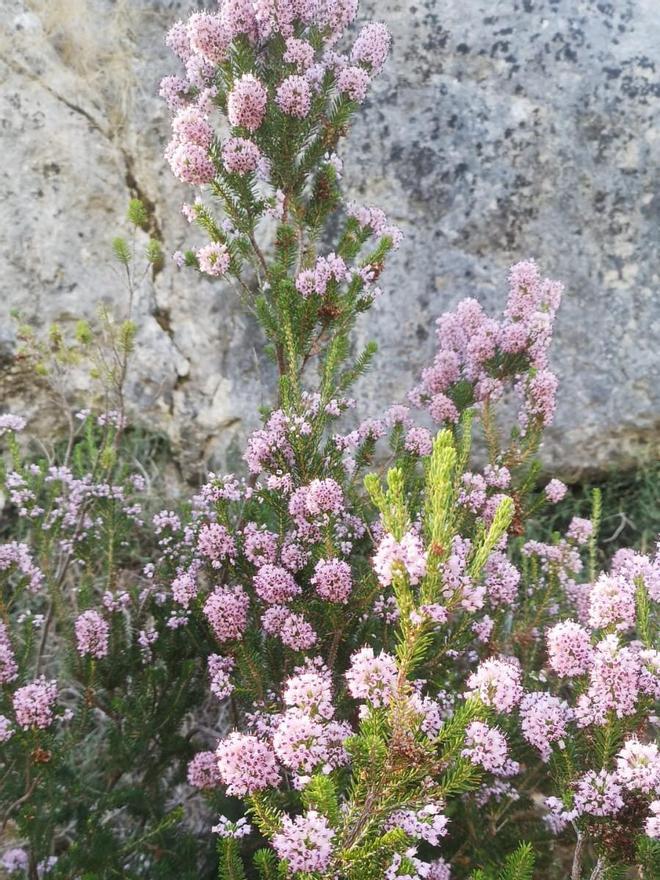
xmin=25 ymin=0 xmax=139 ymax=132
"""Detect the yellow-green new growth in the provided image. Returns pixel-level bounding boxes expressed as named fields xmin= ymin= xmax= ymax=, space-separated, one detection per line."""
xmin=364 ymin=467 xmax=409 ymax=540
xmin=469 ymin=495 xmax=514 ymax=578
xmin=424 ymin=429 xmax=458 ymax=556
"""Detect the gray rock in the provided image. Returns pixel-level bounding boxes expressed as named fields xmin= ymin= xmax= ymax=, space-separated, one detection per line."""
xmin=1 ymin=0 xmax=658 ymax=479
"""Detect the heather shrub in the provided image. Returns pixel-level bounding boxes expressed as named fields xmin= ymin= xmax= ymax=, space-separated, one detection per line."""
xmin=1 ymin=2 xmax=658 ymax=879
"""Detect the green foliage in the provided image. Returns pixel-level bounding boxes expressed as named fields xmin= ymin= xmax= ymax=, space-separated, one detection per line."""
xmin=470 ymin=843 xmax=535 ymax=880
xmin=127 ymin=198 xmax=149 ymax=230
xmin=112 ymin=236 xmax=131 ymax=265
xmin=218 ymin=838 xmax=247 ymax=880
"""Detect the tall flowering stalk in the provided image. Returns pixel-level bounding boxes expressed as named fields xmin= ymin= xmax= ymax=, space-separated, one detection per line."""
xmin=0 ymin=2 xmax=657 ymax=879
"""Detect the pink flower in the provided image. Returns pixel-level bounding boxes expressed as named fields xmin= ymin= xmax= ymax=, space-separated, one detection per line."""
xmin=646 ymin=801 xmax=660 ymax=839
xmin=216 ymin=732 xmax=280 ymax=796
xmin=188 ymin=12 xmax=229 ymax=63
xmin=546 ymin=620 xmax=594 ymax=677
xmin=373 ymin=531 xmax=427 ymax=587
xmin=243 ymin=523 xmax=279 ymax=566
xmin=198 ymin=522 xmax=237 ymax=565
xmin=283 ymin=666 xmax=335 ymax=720
xmin=574 ymin=769 xmax=624 ymax=817
xmin=616 ymin=739 xmax=660 ymax=794
xmin=567 ymin=516 xmax=593 ymax=545
xmin=428 ymin=393 xmax=459 ymax=424
xmin=311 ymin=558 xmax=352 ymax=603
xmin=351 ymin=22 xmax=391 ymax=73
xmin=289 ymin=479 xmax=345 ymax=521
xmin=74 ymin=610 xmax=110 ymax=659
xmin=611 ymin=547 xmax=660 ymax=603
xmin=165 ymin=21 xmax=192 ymax=62
xmin=0 ymin=621 xmax=18 ymax=684
xmin=276 ymin=75 xmax=312 ymax=118
xmin=203 ymin=585 xmax=250 ymax=642
xmin=0 ymin=715 xmax=14 ymax=744
xmin=187 ymin=751 xmax=223 ymax=789
xmin=168 ymin=142 xmax=216 ymax=184
xmin=321 ymin=0 xmax=359 ymax=35
xmin=171 ymin=567 xmax=199 ymax=608
xmin=224 ymin=0 xmax=261 ymax=40
xmin=222 ymin=137 xmax=261 ymax=174
xmin=273 ymin=811 xmax=335 ymax=873
xmin=524 ymin=369 xmax=558 ymax=427
xmin=588 ymin=574 xmax=636 ymax=631
xmin=545 ymin=479 xmax=567 ymax=503
xmin=519 ymin=692 xmax=573 ymax=761
xmin=388 ymin=803 xmax=449 ymax=846
xmin=273 ymin=709 xmax=349 ymax=776
xmin=0 ymin=414 xmax=26 ymax=435
xmin=462 ymin=722 xmax=509 ymax=774
xmin=337 ymin=66 xmax=370 ymax=102
xmin=284 ymin=37 xmax=315 ymax=70
xmin=159 ymin=75 xmax=189 ymax=112
xmin=197 ymin=243 xmax=230 ymax=277
xmin=279 ymin=612 xmax=318 ymax=651
xmin=404 ymin=426 xmax=433 ymax=456
xmin=346 ymin=646 xmax=397 ymax=707
xmin=254 ymin=564 xmax=301 ymax=604
xmin=172 ymin=108 xmax=214 ymax=148
xmin=208 ymin=654 xmax=235 ymax=700
xmin=227 ymin=74 xmax=268 ymax=132
xmin=428 ymin=859 xmax=452 ymax=880
xmin=575 ymin=635 xmax=641 ymax=725
xmin=295 ymin=253 xmax=348 ymax=298
xmin=212 ymin=815 xmax=252 ymax=839
xmin=484 ymin=551 xmax=520 ymax=606
xmin=13 ymin=677 xmax=58 ymax=730
xmin=1 ymin=849 xmax=28 ymax=874
xmin=466 ymin=657 xmax=523 ymax=714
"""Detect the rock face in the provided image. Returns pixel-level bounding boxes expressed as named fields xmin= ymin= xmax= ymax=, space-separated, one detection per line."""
xmin=1 ymin=0 xmax=659 ymax=479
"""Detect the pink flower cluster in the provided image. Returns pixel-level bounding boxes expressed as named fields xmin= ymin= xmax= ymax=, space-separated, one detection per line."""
xmin=0 ymin=621 xmax=18 ymax=684
xmin=546 ymin=620 xmax=593 ymax=677
xmin=519 ymin=692 xmax=573 ymax=761
xmin=216 ymin=731 xmax=280 ymax=796
xmin=208 ymin=654 xmax=235 ymax=700
xmin=12 ymin=677 xmax=58 ymax=730
xmin=410 ymin=261 xmax=563 ymax=432
xmin=311 ymin=558 xmax=353 ymax=603
xmin=203 ymin=585 xmax=250 ymax=642
xmin=74 ymin=610 xmax=110 ymax=659
xmin=222 ymin=136 xmax=262 ymax=174
xmin=351 ymin=22 xmax=391 ymax=73
xmin=187 ymin=750 xmax=223 ymax=790
xmin=166 ymin=136 xmax=216 ymax=186
xmin=462 ymin=722 xmax=510 ymax=775
xmin=276 ymin=74 xmax=312 ymax=117
xmin=588 ymin=573 xmax=636 ymax=631
xmin=373 ymin=531 xmax=427 ymax=587
xmin=0 ymin=541 xmax=44 ymax=592
xmin=254 ymin=564 xmax=300 ymax=604
xmin=466 ymin=657 xmax=523 ymax=714
xmin=347 ymin=202 xmax=403 ymax=248
xmin=272 ymin=706 xmax=349 ymax=783
xmin=197 ymin=243 xmax=231 ymax=277
xmin=388 ymin=803 xmax=449 ymax=846
xmin=0 ymin=413 xmax=26 ymax=435
xmin=228 ymin=74 xmax=268 ymax=131
xmin=262 ymin=606 xmax=317 ymax=650
xmin=272 ymin=810 xmax=335 ymax=873
xmin=346 ymin=646 xmax=397 ymax=708
xmin=295 ymin=253 xmax=349 ymax=298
